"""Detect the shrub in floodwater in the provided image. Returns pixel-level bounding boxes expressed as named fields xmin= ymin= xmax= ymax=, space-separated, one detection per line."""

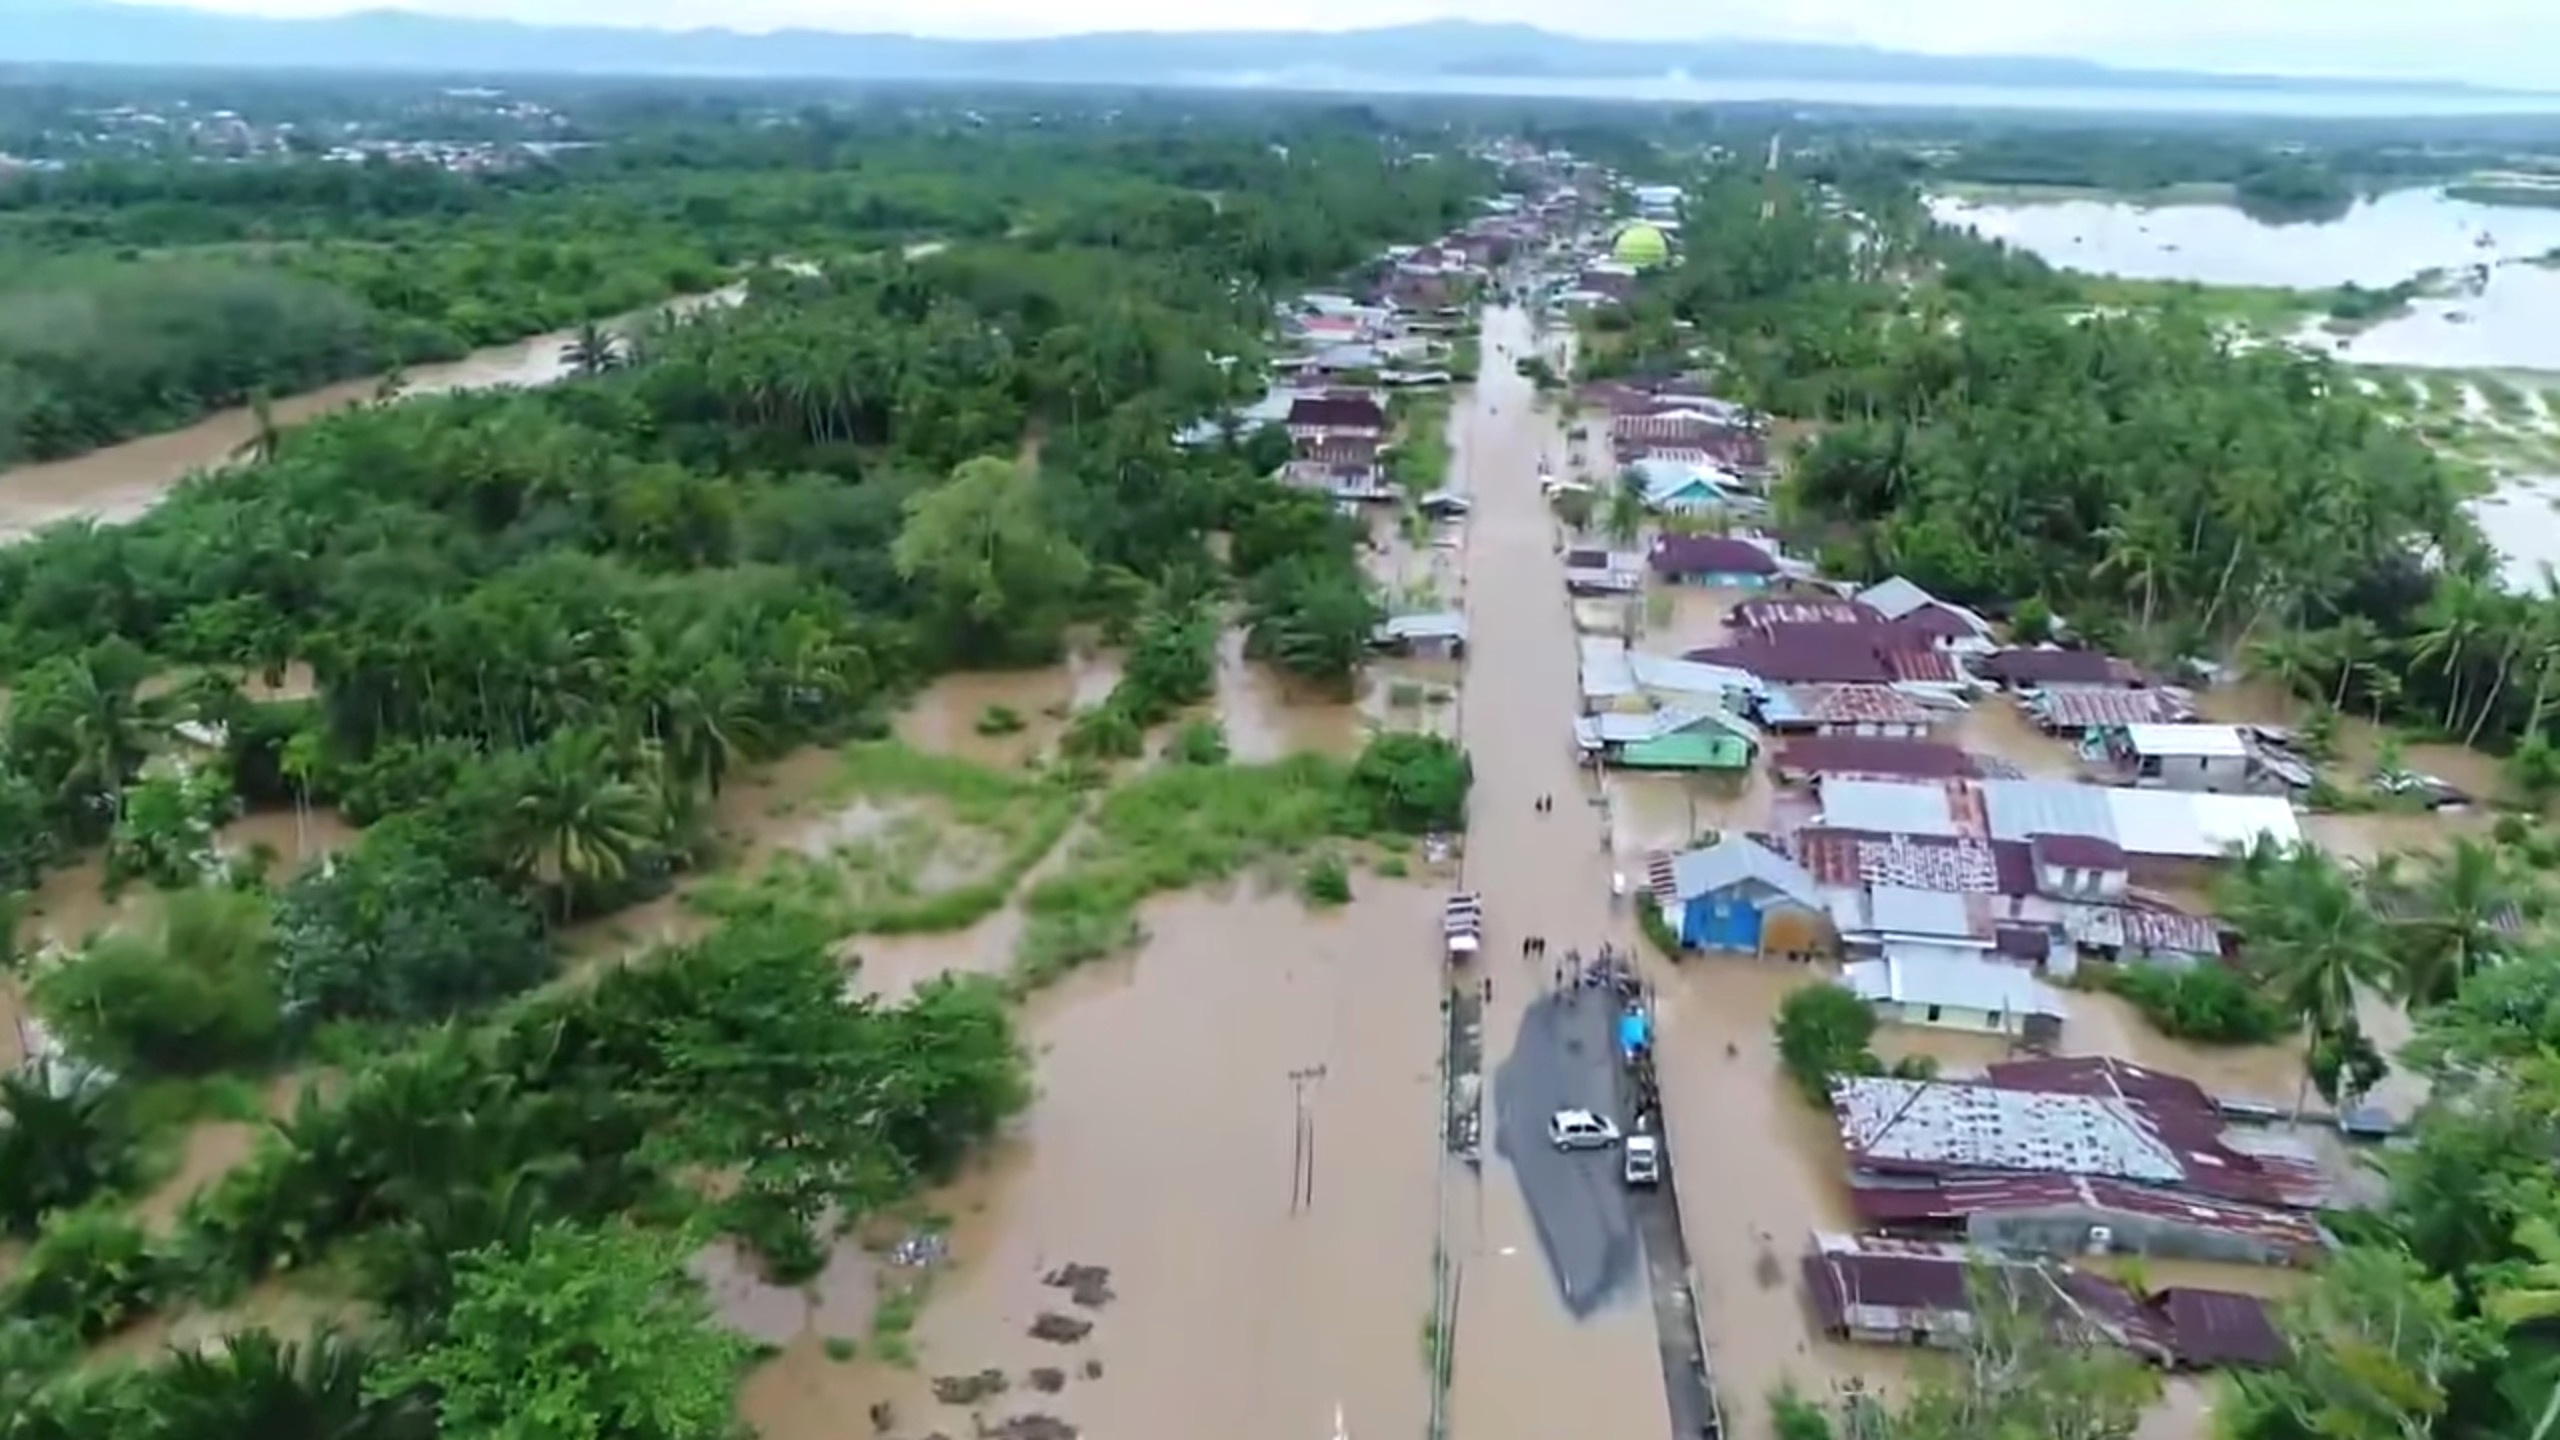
xmin=2102 ymin=960 xmax=2288 ymax=1045
xmin=1349 ymin=733 xmax=1471 ymax=834
xmin=1164 ymin=719 xmax=1229 ymax=766
xmin=1302 ymin=854 xmax=1351 ymax=906
xmin=1374 ymin=854 xmax=1409 ymax=879
xmin=974 ymin=705 xmax=1027 ymax=737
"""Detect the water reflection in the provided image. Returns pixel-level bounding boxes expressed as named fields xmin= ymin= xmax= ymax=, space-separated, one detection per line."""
xmin=1933 ymin=187 xmax=2560 ymax=370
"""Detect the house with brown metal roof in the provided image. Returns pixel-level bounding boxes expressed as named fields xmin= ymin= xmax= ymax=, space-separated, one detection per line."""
xmin=1829 ymin=1057 xmax=2334 ymax=1265
xmin=1975 ymin=647 xmax=2146 ymax=690
xmin=1773 ymin=737 xmax=2019 ymax=785
xmin=1760 ymin=683 xmax=1936 ymax=738
xmin=1802 ymin=1232 xmax=2287 ymax=1369
xmin=2027 ymin=686 xmax=2196 ymax=736
xmin=1284 ymin=393 xmax=1386 ymax=440
xmin=1647 ymin=534 xmax=1781 ymax=588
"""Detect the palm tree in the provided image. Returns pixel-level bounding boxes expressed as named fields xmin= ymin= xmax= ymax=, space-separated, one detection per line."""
xmin=2385 ymin=837 xmax=2522 ymax=1005
xmin=2484 ymin=1217 xmax=2560 ymax=1440
xmin=280 ymin=729 xmax=324 ymax=860
xmin=2223 ymin=840 xmax=2393 ymax=1115
xmin=506 ymin=729 xmax=660 ymax=921
xmin=232 ymin=392 xmax=284 ymax=466
xmin=2246 ymin=628 xmax=2325 ymax=705
xmin=2411 ymin=573 xmax=2496 ymax=733
xmin=154 ymin=1326 xmax=424 ymax=1439
xmin=563 ymin=322 xmax=624 ymax=378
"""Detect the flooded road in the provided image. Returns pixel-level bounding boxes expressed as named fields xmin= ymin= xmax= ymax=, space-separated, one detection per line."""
xmin=1442 ymin=307 xmax=1669 ymax=1436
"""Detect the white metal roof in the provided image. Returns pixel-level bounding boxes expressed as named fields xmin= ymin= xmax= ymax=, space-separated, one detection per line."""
xmin=1580 ymin=637 xmax=1637 ymax=699
xmin=1865 ymin=886 xmax=1978 ymax=940
xmin=2105 ymin=790 xmax=2301 ymax=859
xmin=1379 ymin=611 xmax=1467 ymax=642
xmin=1980 ymin=779 xmax=2119 ymax=845
xmin=1844 ymin=949 xmax=2065 ymax=1020
xmin=2123 ymin=724 xmax=2247 ymax=759
xmin=1628 ymin=651 xmax=1763 ymax=701
xmin=1668 ymin=837 xmax=1823 ymax=909
xmin=1818 ymin=779 xmax=1959 ymax=837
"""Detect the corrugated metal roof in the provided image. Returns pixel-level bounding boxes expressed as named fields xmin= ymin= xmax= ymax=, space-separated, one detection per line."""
xmin=1820 ymin=779 xmax=1960 ymax=837
xmin=1845 ymin=949 xmax=2064 ymax=1018
xmin=2105 ymin=790 xmax=2300 ymax=859
xmin=1981 ymin=780 xmax=2119 ymax=845
xmin=1378 ymin=612 xmax=1467 ymax=642
xmin=2124 ymin=724 xmax=2247 ymax=759
xmin=1667 ymin=837 xmax=1823 ymax=909
xmin=2031 ymin=687 xmax=2192 ymax=730
xmin=1866 ymin=886 xmax=1978 ymax=939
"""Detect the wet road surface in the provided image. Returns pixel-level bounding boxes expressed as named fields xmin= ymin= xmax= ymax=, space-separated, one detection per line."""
xmin=1442 ymin=305 xmax=1669 ymax=1438
xmin=1486 ymin=990 xmax=1638 ymax=1316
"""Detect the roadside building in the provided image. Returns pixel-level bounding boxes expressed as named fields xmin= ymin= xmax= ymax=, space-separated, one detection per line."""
xmin=1842 ymin=946 xmax=2066 ymax=1044
xmin=1563 ymin=547 xmax=1644 ymax=596
xmin=1653 ymin=836 xmax=1831 ymax=957
xmin=1802 ymin=1232 xmax=2287 ymax=1369
xmin=1832 ymin=1057 xmax=2333 ymax=1266
xmin=2083 ymin=723 xmax=2281 ymax=796
xmin=1371 ymin=612 xmax=1468 ymax=660
xmin=1283 ymin=392 xmax=1386 ymax=442
xmin=1647 ymin=534 xmax=1781 ymax=588
xmin=1773 ymin=737 xmax=2017 ymax=785
xmin=1572 ymin=708 xmax=1758 ymax=773
xmin=1758 ymin=683 xmax=1935 ymax=739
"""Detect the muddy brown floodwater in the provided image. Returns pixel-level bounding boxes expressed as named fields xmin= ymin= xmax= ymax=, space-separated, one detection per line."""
xmin=1441 ymin=309 xmax=1669 ymax=1437
xmin=741 ymin=889 xmax=1449 ymax=1440
xmin=0 ymin=286 xmax=746 ymax=542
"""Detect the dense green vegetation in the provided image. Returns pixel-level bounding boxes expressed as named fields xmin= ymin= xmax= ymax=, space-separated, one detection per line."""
xmin=1616 ymin=140 xmax=2560 ymax=1440
xmin=0 ymin=96 xmax=1485 ymax=1429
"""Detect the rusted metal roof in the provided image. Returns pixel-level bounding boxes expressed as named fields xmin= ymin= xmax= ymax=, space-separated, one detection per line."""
xmin=1776 ymin=737 xmax=1994 ymax=782
xmin=1791 ymin=827 xmax=2035 ymax=896
xmin=1847 ymin=1172 xmax=2330 ymax=1254
xmin=2031 ymin=686 xmax=2193 ymax=731
xmin=1800 ymin=1233 xmax=2286 ymax=1369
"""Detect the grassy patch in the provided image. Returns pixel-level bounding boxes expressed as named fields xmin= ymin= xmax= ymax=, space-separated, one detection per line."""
xmin=1013 ymin=755 xmax=1371 ymax=984
xmin=871 ymin=1274 xmax=927 ymax=1368
xmin=2063 ymin=274 xmax=2327 ymax=332
xmin=691 ymin=743 xmax=1080 ymax=937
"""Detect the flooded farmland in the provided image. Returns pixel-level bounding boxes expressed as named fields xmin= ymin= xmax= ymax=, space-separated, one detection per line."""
xmin=741 ymin=888 xmax=1449 ymax=1440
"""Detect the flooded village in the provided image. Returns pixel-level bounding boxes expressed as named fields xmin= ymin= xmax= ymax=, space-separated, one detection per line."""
xmin=0 ymin=118 xmax=2530 ymax=1440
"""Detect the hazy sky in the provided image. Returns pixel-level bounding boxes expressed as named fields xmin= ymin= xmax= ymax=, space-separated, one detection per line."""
xmin=154 ymin=0 xmax=2558 ymax=86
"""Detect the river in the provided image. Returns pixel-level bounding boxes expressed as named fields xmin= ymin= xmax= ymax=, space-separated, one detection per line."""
xmin=0 ymin=286 xmax=755 ymax=542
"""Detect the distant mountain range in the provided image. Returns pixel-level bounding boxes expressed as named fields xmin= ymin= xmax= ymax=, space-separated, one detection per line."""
xmin=0 ymin=3 xmax=2529 ymax=97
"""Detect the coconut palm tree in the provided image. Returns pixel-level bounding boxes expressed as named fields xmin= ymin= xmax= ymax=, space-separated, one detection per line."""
xmin=2222 ymin=840 xmax=2393 ymax=1114
xmin=154 ymin=1326 xmax=426 ymax=1439
xmin=232 ymin=392 xmax=284 ymax=466
xmin=2385 ymin=837 xmax=2523 ymax=1006
xmin=506 ymin=729 xmax=660 ymax=921
xmin=563 ymin=322 xmax=624 ymax=378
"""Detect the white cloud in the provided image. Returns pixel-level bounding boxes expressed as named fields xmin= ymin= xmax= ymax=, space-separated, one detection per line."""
xmin=143 ymin=0 xmax=2560 ymax=85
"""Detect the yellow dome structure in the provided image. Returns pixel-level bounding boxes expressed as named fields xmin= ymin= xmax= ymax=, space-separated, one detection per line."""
xmin=1611 ymin=222 xmax=1670 ymax=268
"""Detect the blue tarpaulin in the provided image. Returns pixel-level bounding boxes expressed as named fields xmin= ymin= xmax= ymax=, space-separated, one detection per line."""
xmin=1618 ymin=1011 xmax=1650 ymax=1057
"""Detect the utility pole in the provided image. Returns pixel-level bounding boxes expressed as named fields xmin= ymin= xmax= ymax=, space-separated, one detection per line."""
xmin=1288 ymin=1064 xmax=1327 ymax=1215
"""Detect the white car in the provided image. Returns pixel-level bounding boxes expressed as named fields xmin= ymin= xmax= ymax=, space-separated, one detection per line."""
xmin=1548 ymin=1109 xmax=1622 ymax=1150
xmin=1622 ymin=1134 xmax=1661 ymax=1187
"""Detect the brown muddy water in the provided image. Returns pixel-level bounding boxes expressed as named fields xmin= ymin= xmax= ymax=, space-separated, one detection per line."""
xmin=0 ymin=286 xmax=746 ymax=542
xmin=1441 ymin=309 xmax=1669 ymax=1438
xmin=739 ymin=888 xmax=1448 ymax=1440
